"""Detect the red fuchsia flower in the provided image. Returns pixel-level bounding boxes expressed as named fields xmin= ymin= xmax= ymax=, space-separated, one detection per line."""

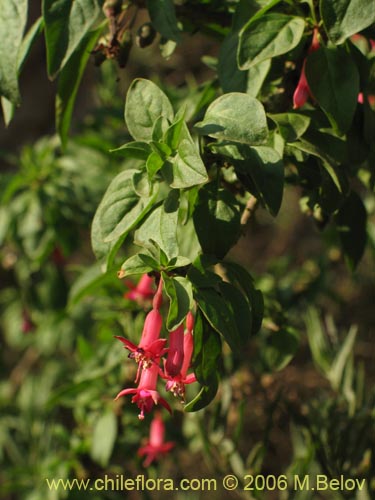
xmin=293 ymin=28 xmax=320 ymax=109
xmin=138 ymin=412 xmax=175 ymax=467
xmin=165 ymin=324 xmax=185 ymax=378
xmin=124 ymin=274 xmax=154 ymax=303
xmin=115 ymin=363 xmax=172 ymax=420
xmin=163 ymin=312 xmax=197 ymax=402
xmin=115 ymin=280 xmax=167 ymax=381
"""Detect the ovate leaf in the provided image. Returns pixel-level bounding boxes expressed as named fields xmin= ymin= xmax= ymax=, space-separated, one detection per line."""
xmin=269 ymin=113 xmax=310 ymax=142
xmin=125 ymin=78 xmax=174 ymax=141
xmin=43 ymin=0 xmax=102 ymax=78
xmin=195 ymin=287 xmax=242 ymax=354
xmin=110 ymin=141 xmax=152 ymax=161
xmin=191 ymin=309 xmax=221 ymax=386
xmin=162 ymin=274 xmax=194 ymax=330
xmin=134 ymin=190 xmax=179 ymax=259
xmin=195 ymin=93 xmax=268 ymax=145
xmin=0 ymin=0 xmax=28 ymax=104
xmin=193 ymin=182 xmax=241 ymax=258
xmin=238 ymin=14 xmax=305 ymax=70
xmin=305 ymin=47 xmax=359 ymax=134
xmin=147 ymin=0 xmax=181 ymax=42
xmin=214 ymin=143 xmax=284 ymax=216
xmin=91 ymin=170 xmax=157 ymax=265
xmin=162 ymin=123 xmax=208 ymax=188
xmin=119 ymin=253 xmax=159 ymax=278
xmin=320 ymin=0 xmax=375 ymax=45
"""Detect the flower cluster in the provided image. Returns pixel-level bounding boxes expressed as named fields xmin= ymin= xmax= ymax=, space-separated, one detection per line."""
xmin=115 ymin=275 xmax=196 ymax=421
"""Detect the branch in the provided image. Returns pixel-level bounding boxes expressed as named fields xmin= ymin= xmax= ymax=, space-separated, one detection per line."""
xmin=241 ymin=196 xmax=258 ymax=226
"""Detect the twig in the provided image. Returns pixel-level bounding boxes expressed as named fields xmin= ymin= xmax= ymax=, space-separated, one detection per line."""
xmin=241 ymin=196 xmax=258 ymax=226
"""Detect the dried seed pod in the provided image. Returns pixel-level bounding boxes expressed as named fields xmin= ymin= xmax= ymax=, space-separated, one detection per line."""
xmin=136 ymin=22 xmax=157 ymax=48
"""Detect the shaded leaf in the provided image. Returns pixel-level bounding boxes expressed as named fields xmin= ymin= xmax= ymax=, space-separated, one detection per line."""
xmin=193 ymin=182 xmax=241 ymax=258
xmin=147 ymin=0 xmax=181 ymax=42
xmin=335 ymin=191 xmax=367 ymax=270
xmin=305 ymin=47 xmax=359 ymax=134
xmin=320 ymin=0 xmax=375 ymax=44
xmin=43 ymin=0 xmax=102 ymax=78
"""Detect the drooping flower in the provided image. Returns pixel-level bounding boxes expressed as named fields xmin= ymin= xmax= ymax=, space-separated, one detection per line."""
xmin=116 ymin=278 xmax=167 ymax=381
xmin=115 ymin=308 xmax=167 ymax=380
xmin=293 ymin=28 xmax=320 ymax=109
xmin=164 ymin=324 xmax=185 ymax=378
xmin=115 ymin=363 xmax=172 ymax=420
xmin=163 ymin=312 xmax=197 ymax=402
xmin=124 ymin=274 xmax=154 ymax=304
xmin=138 ymin=412 xmax=175 ymax=467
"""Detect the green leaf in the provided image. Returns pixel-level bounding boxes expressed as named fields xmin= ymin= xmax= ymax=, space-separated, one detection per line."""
xmin=305 ymin=47 xmax=359 ymax=134
xmin=90 ymin=411 xmax=117 ymax=467
xmin=119 ymin=253 xmax=159 ymax=278
xmin=1 ymin=15 xmax=44 ymax=123
xmin=335 ymin=191 xmax=367 ymax=270
xmin=162 ymin=274 xmax=194 ymax=330
xmin=146 ymin=151 xmax=164 ymax=182
xmin=195 ymin=93 xmax=268 ymax=145
xmin=193 ymin=182 xmax=241 ymax=259
xmin=219 ymin=281 xmax=253 ymax=344
xmin=56 ymin=26 xmax=102 ymax=149
xmin=218 ymin=32 xmax=271 ymax=95
xmin=125 ymin=79 xmax=174 ymax=141
xmin=269 ymin=113 xmax=310 ymax=142
xmin=187 ymin=255 xmax=222 ymax=288
xmin=68 ymin=262 xmax=117 ymax=307
xmin=238 ymin=14 xmax=305 ymax=70
xmin=91 ymin=170 xmax=157 ymax=265
xmin=0 ymin=0 xmax=28 ymax=104
xmin=261 ymin=327 xmax=300 ymax=371
xmin=43 ymin=0 xmax=101 ymax=78
xmin=184 ymin=375 xmax=219 ymax=412
xmin=320 ymin=0 xmax=375 ymax=45
xmin=1 ymin=97 xmax=15 ymax=127
xmin=147 ymin=0 xmax=181 ymax=42
xmin=163 ymin=106 xmax=186 ymax=151
xmin=195 ymin=287 xmax=242 ymax=354
xmin=162 ymin=123 xmax=208 ymax=188
xmin=222 ymin=261 xmax=264 ymax=335
xmin=218 ymin=33 xmax=248 ymax=93
xmin=111 ymin=141 xmax=152 ymax=161
xmin=192 ymin=309 xmax=222 ymax=385
xmin=214 ymin=143 xmax=284 ymax=216
xmin=134 ymin=190 xmax=179 ymax=259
